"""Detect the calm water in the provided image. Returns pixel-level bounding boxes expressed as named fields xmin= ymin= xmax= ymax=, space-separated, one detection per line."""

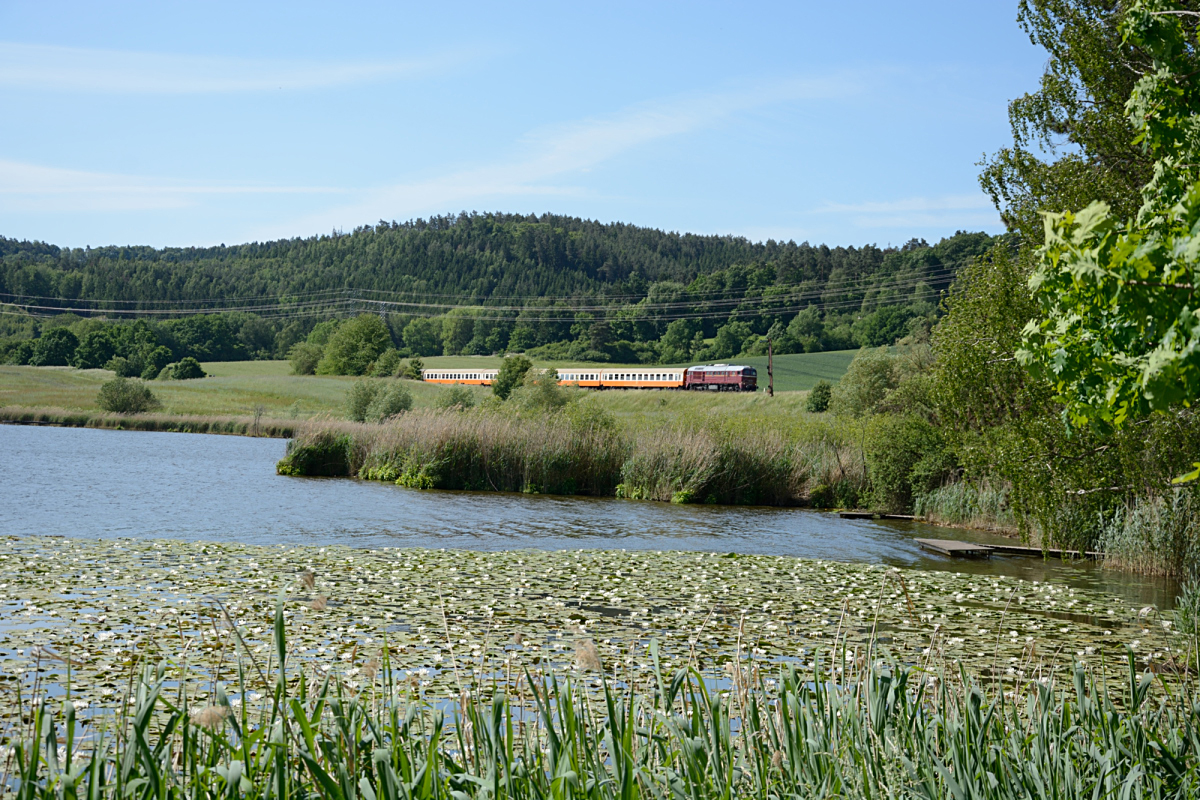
xmin=0 ymin=424 xmax=1178 ymax=608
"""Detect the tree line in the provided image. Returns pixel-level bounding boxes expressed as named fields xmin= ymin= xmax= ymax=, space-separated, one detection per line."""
xmin=0 ymin=226 xmax=995 ymax=366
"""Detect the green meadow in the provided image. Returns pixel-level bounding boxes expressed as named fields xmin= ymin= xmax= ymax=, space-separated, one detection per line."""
xmin=0 ymin=350 xmax=855 ymax=422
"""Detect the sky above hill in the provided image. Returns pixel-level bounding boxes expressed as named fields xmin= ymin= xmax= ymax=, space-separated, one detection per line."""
xmin=0 ymin=1 xmax=1046 ymax=249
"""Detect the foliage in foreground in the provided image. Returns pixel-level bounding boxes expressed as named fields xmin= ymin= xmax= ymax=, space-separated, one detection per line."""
xmin=3 ymin=596 xmax=1198 ymax=799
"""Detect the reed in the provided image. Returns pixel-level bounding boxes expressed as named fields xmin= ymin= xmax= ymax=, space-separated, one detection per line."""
xmin=278 ymin=408 xmax=867 ymax=506
xmin=3 ymin=595 xmax=1196 ymax=799
xmin=914 ymin=480 xmax=1020 ymax=534
xmin=0 ymin=405 xmax=296 ymax=437
xmin=1100 ymin=490 xmax=1200 ymax=578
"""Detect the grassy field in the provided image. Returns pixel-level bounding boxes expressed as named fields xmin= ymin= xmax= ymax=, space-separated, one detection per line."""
xmin=0 ymin=350 xmax=856 ymax=422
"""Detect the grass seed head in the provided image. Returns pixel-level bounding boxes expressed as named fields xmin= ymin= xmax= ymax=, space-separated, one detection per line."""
xmin=310 ymin=595 xmax=328 ymax=611
xmin=300 ymin=570 xmax=316 ymax=590
xmin=190 ymin=705 xmax=231 ymax=729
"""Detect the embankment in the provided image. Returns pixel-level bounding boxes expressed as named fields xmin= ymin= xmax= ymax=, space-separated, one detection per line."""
xmin=0 ymin=405 xmax=296 ymax=437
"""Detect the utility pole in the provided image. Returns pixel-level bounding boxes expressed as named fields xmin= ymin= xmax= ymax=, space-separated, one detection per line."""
xmin=767 ymin=338 xmax=774 ymax=397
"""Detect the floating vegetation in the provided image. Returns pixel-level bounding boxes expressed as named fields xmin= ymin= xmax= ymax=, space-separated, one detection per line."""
xmin=1 ymin=586 xmax=1197 ymax=799
xmin=0 ymin=535 xmax=1183 ymax=731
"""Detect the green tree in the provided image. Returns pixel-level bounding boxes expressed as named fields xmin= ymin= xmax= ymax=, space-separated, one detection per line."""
xmin=493 ymin=355 xmax=533 ymax=400
xmin=289 ymin=342 xmax=323 ymax=375
xmin=978 ymin=0 xmax=1161 ymax=243
xmin=73 ymin=330 xmax=116 ymax=369
xmin=1018 ymin=3 xmax=1200 ymax=432
xmin=28 ymin=328 xmax=78 ymax=366
xmin=402 ymin=318 xmax=441 ymax=357
xmin=317 ymin=314 xmax=393 ymax=375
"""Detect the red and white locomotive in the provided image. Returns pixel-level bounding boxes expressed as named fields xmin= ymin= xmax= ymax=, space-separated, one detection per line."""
xmin=422 ymin=363 xmax=757 ymax=392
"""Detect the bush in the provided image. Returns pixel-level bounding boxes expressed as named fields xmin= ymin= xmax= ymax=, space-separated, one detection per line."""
xmin=289 ymin=342 xmax=323 ymax=375
xmin=493 ymin=355 xmax=533 ymax=400
xmin=830 ymin=347 xmax=898 ymax=417
xmin=276 ymin=430 xmax=352 ymax=476
xmin=512 ymin=368 xmax=569 ymax=411
xmin=437 ymin=386 xmax=475 ymax=410
xmin=863 ymin=413 xmax=956 ymax=513
xmin=367 ymin=382 xmax=413 ymax=421
xmin=345 ymin=379 xmax=379 ymax=422
xmin=317 ymin=314 xmax=392 ymax=375
xmin=105 ymin=356 xmax=139 ymax=377
xmin=28 ymin=328 xmax=79 ymax=366
xmin=171 ymin=357 xmax=206 ymax=380
xmin=806 ymin=380 xmax=833 ymax=412
xmin=398 ymin=356 xmax=424 ymax=380
xmin=96 ymin=377 xmax=162 ymax=414
xmin=371 ymin=348 xmax=402 ymax=377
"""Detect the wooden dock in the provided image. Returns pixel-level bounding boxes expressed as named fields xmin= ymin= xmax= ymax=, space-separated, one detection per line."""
xmin=838 ymin=512 xmax=919 ymax=521
xmin=913 ymin=538 xmax=1102 ymax=560
xmin=914 ymin=538 xmax=994 ymax=558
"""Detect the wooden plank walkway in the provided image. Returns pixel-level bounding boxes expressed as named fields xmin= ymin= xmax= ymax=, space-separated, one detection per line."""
xmin=837 ymin=512 xmax=918 ymax=521
xmin=913 ymin=539 xmax=1102 ymax=560
xmin=914 ymin=538 xmax=993 ymax=558
xmin=985 ymin=543 xmax=1101 ymax=559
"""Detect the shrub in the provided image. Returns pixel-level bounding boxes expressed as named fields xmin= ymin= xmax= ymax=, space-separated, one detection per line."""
xmin=289 ymin=342 xmax=323 ymax=375
xmin=493 ymin=355 xmax=533 ymax=399
xmin=512 ymin=368 xmax=569 ymax=411
xmin=276 ymin=430 xmax=352 ymax=476
xmin=398 ymin=356 xmax=424 ymax=380
xmin=105 ymin=356 xmax=140 ymax=377
xmin=317 ymin=314 xmax=392 ymax=375
xmin=863 ymin=413 xmax=956 ymax=513
xmin=371 ymin=348 xmax=402 ymax=377
xmin=830 ymin=347 xmax=897 ymax=417
xmin=437 ymin=386 xmax=475 ymax=410
xmin=28 ymin=328 xmax=79 ymax=366
xmin=171 ymin=357 xmax=206 ymax=380
xmin=806 ymin=380 xmax=833 ymax=412
xmin=367 ymin=382 xmax=413 ymax=421
xmin=96 ymin=377 xmax=162 ymax=414
xmin=345 ymin=379 xmax=380 ymax=422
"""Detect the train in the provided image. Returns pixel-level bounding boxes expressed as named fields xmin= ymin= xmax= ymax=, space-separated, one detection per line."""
xmin=422 ymin=363 xmax=758 ymax=391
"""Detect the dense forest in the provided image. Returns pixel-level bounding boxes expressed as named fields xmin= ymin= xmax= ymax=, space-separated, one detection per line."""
xmin=0 ymin=219 xmax=996 ymax=365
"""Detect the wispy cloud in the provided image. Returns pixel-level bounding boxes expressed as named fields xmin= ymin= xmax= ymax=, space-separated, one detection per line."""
xmin=813 ymin=194 xmax=999 ymax=229
xmin=0 ymin=42 xmax=474 ymax=93
xmin=0 ymin=160 xmax=345 ymax=211
xmin=254 ymin=75 xmax=858 ymax=237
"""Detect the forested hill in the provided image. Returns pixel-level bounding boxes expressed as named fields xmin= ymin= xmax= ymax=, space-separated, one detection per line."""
xmin=0 ymin=213 xmax=1000 ymax=364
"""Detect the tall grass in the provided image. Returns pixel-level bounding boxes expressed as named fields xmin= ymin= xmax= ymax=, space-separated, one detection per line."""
xmin=278 ymin=409 xmax=867 ymax=506
xmin=1100 ymin=490 xmax=1200 ymax=578
xmin=914 ymin=480 xmax=1019 ymax=534
xmin=4 ymin=594 xmax=1198 ymax=799
xmin=0 ymin=406 xmax=296 ymax=437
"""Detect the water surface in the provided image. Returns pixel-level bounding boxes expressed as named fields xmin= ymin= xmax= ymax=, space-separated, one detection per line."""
xmin=0 ymin=424 xmax=1176 ymax=607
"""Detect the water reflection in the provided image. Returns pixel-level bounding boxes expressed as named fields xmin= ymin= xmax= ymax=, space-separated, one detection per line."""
xmin=0 ymin=424 xmax=1177 ymax=608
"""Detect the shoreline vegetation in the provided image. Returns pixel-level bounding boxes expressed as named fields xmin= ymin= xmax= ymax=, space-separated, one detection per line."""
xmin=0 ymin=405 xmax=297 ymax=437
xmin=0 ymin=535 xmax=1192 ymax=798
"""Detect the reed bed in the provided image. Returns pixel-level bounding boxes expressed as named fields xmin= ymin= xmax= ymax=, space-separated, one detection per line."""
xmin=0 ymin=406 xmax=295 ymax=437
xmin=278 ymin=409 xmax=867 ymax=506
xmin=3 ymin=593 xmax=1198 ymax=799
xmin=914 ymin=481 xmax=1020 ymax=535
xmin=1100 ymin=490 xmax=1200 ymax=579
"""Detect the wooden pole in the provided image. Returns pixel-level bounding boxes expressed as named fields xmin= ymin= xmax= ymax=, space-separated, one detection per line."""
xmin=767 ymin=338 xmax=774 ymax=397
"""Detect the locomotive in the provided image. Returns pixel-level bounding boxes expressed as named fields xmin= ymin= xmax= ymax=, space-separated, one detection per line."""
xmin=422 ymin=363 xmax=758 ymax=392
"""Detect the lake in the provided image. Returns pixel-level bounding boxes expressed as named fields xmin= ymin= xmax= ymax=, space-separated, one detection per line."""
xmin=0 ymin=423 xmax=1177 ymax=607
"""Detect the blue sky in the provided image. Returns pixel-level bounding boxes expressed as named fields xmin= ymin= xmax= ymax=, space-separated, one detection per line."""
xmin=0 ymin=1 xmax=1045 ymax=249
